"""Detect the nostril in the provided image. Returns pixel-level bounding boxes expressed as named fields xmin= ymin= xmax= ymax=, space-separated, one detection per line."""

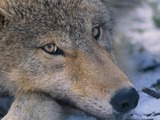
xmin=110 ymin=87 xmax=139 ymax=113
xmin=121 ymin=102 xmax=129 ymax=110
xmin=116 ymin=100 xmax=131 ymax=113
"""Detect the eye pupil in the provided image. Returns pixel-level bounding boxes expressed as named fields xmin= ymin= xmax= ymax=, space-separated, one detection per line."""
xmin=92 ymin=26 xmax=101 ymax=40
xmin=47 ymin=45 xmax=52 ymax=49
xmin=44 ymin=44 xmax=56 ymax=53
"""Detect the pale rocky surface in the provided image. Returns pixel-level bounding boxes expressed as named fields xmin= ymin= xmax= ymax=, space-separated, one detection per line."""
xmin=113 ymin=0 xmax=160 ymax=120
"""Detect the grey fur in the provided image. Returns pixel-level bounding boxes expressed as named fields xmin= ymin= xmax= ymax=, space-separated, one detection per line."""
xmin=0 ymin=0 xmax=139 ymax=119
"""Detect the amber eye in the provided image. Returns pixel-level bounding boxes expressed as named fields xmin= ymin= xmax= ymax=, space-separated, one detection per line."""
xmin=92 ymin=26 xmax=101 ymax=40
xmin=41 ymin=43 xmax=63 ymax=55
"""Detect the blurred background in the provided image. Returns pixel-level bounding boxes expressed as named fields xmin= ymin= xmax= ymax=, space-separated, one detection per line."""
xmin=113 ymin=0 xmax=160 ymax=119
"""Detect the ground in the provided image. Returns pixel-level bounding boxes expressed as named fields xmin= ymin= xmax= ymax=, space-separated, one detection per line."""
xmin=113 ymin=0 xmax=160 ymax=119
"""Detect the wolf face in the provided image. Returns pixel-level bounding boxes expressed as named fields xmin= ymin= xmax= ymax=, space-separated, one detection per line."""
xmin=0 ymin=0 xmax=139 ymax=119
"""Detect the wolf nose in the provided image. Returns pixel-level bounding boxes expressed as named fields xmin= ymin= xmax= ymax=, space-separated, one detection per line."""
xmin=110 ymin=87 xmax=139 ymax=113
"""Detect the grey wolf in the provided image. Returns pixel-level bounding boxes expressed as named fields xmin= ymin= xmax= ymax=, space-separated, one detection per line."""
xmin=0 ymin=0 xmax=140 ymax=119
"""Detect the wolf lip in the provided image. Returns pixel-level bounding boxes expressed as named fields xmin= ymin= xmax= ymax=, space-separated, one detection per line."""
xmin=56 ymin=99 xmax=97 ymax=119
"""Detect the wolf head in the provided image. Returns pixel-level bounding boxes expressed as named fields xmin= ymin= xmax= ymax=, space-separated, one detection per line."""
xmin=0 ymin=0 xmax=139 ymax=119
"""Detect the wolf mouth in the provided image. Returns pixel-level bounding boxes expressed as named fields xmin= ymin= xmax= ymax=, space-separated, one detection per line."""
xmin=55 ymin=99 xmax=126 ymax=120
xmin=55 ymin=99 xmax=98 ymax=119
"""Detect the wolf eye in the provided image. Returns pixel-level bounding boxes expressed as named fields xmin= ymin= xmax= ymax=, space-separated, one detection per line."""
xmin=41 ymin=43 xmax=63 ymax=55
xmin=92 ymin=26 xmax=101 ymax=40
